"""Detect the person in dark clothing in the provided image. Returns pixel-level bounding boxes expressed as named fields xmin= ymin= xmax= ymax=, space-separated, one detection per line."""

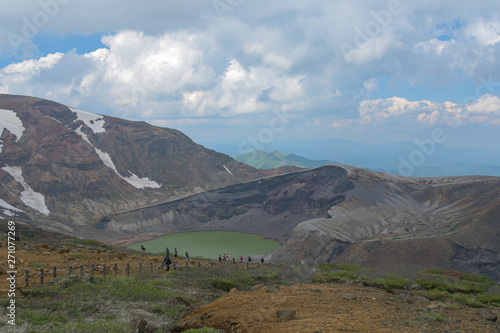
xmin=166 ymin=247 xmax=170 ymax=255
xmin=247 ymin=256 xmax=252 ymax=263
xmin=163 ymin=254 xmax=172 ymax=271
xmin=141 ymin=245 xmax=146 ymax=253
xmin=260 ymin=257 xmax=265 ymax=264
xmin=174 ymin=248 xmax=178 ymax=257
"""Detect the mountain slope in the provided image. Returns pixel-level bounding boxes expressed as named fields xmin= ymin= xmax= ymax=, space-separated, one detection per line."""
xmin=107 ymin=165 xmax=500 ymax=281
xmin=236 ymin=150 xmax=337 ymax=169
xmin=0 ymin=94 xmax=264 ymax=234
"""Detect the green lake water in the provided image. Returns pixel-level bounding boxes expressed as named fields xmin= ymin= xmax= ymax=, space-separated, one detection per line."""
xmin=128 ymin=231 xmax=281 ymax=259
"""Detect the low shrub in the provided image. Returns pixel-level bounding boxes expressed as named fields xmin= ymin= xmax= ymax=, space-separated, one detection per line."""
xmin=474 ymin=293 xmax=500 ymax=307
xmin=313 ymin=270 xmax=360 ymax=283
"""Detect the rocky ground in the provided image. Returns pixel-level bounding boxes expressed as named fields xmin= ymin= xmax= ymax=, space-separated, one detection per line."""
xmin=1 ymin=240 xmax=499 ymax=332
xmin=176 ymin=283 xmax=499 ymax=332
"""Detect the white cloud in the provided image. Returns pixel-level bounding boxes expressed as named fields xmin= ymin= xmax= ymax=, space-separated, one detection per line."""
xmin=415 ymin=38 xmax=456 ymax=55
xmin=466 ymin=19 xmax=500 ymax=46
xmin=0 ymin=1 xmax=499 ymax=150
xmin=357 ymin=94 xmax=500 ymax=126
xmin=363 ymin=78 xmax=379 ymax=93
xmin=359 ymin=97 xmax=436 ymax=122
xmin=466 ymin=93 xmax=500 ymax=115
xmin=343 ymin=34 xmax=400 ymax=64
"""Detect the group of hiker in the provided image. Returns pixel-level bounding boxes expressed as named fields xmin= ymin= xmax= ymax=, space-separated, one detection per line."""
xmin=163 ymin=247 xmax=187 ymax=271
xmin=140 ymin=244 xmax=265 ymax=272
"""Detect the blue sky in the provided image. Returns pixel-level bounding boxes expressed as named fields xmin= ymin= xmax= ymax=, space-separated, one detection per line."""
xmin=0 ymin=0 xmax=499 ymax=153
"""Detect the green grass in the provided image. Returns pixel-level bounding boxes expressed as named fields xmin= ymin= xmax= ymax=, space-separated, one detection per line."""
xmin=422 ymin=312 xmax=447 ymax=322
xmin=6 ymin=262 xmax=312 ymax=332
xmin=183 ymin=328 xmax=220 ymax=333
xmin=3 ymin=251 xmax=499 ymax=332
xmin=311 ymin=266 xmax=499 ymax=306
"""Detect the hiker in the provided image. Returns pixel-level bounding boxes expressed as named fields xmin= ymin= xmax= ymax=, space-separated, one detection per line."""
xmin=163 ymin=254 xmax=172 ymax=272
xmin=248 ymin=256 xmax=252 ymax=263
xmin=174 ymin=248 xmax=178 ymax=258
xmin=260 ymin=257 xmax=265 ymax=264
xmin=166 ymin=247 xmax=170 ymax=255
xmin=185 ymin=251 xmax=189 ymax=260
xmin=240 ymin=256 xmax=243 ymax=264
xmin=141 ymin=245 xmax=146 ymax=253
xmin=232 ymin=258 xmax=236 ymax=264
xmin=218 ymin=255 xmax=222 ymax=262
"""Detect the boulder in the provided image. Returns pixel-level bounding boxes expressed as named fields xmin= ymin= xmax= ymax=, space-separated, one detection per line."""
xmin=276 ymin=310 xmax=296 ymax=321
xmin=477 ymin=308 xmax=497 ymax=322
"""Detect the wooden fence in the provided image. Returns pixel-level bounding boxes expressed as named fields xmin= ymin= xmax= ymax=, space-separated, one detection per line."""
xmin=20 ymin=259 xmax=263 ymax=287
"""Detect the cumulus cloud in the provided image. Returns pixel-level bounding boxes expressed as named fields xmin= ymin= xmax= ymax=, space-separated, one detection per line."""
xmin=465 ymin=19 xmax=500 ymax=46
xmin=466 ymin=94 xmax=500 ymax=115
xmin=0 ymin=0 xmax=499 ymax=149
xmin=354 ymin=94 xmax=499 ymax=127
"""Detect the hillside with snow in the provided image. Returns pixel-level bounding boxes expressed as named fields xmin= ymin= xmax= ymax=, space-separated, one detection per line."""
xmin=0 ymin=94 xmax=264 ymax=237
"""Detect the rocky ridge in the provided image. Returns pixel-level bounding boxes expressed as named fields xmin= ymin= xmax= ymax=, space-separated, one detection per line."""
xmin=108 ymin=165 xmax=500 ymax=281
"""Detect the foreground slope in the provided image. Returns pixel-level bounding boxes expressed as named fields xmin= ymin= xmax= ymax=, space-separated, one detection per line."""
xmin=0 ymin=94 xmax=263 ymax=236
xmin=108 ymin=165 xmax=500 ymax=281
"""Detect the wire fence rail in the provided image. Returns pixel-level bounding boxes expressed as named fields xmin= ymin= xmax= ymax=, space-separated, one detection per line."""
xmin=19 ymin=259 xmax=267 ymax=288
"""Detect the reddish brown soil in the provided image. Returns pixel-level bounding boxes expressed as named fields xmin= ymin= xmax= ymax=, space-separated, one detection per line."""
xmin=178 ymin=284 xmax=500 ymax=332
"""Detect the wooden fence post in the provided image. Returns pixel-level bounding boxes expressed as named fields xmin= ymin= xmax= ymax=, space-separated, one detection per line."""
xmin=139 ymin=262 xmax=142 ymax=274
xmin=150 ymin=262 xmax=153 ymax=275
xmin=53 ymin=266 xmax=57 ymax=279
xmin=25 ymin=269 xmax=29 ymax=287
xmin=127 ymin=263 xmax=130 ymax=276
xmin=114 ymin=263 xmax=118 ymax=276
xmin=69 ymin=265 xmax=73 ymax=276
xmin=91 ymin=264 xmax=94 ymax=277
xmin=103 ymin=264 xmax=106 ymax=277
xmin=40 ymin=268 xmax=44 ymax=285
xmin=80 ymin=264 xmax=84 ymax=276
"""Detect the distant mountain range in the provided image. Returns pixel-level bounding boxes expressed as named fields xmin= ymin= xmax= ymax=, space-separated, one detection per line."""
xmin=235 ymin=150 xmax=337 ymax=169
xmin=207 ymin=139 xmax=500 ymax=177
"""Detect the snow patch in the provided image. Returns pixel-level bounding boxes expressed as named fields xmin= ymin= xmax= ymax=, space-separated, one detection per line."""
xmin=70 ymin=107 xmax=106 ymax=134
xmin=0 ymin=198 xmax=25 ymax=217
xmin=45 ymin=115 xmax=62 ymax=124
xmin=1 ymin=165 xmax=50 ymax=215
xmin=75 ymin=125 xmax=117 ymax=172
xmin=74 ymin=125 xmax=162 ymax=189
xmin=223 ymin=165 xmax=233 ymax=175
xmin=123 ymin=172 xmax=162 ymax=189
xmin=0 ymin=109 xmax=25 ymax=153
